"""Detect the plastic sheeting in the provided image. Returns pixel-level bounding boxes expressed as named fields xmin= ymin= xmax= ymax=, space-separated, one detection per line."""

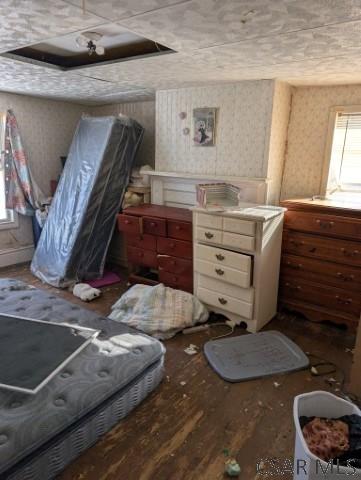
xmin=31 ymin=115 xmax=144 ymax=287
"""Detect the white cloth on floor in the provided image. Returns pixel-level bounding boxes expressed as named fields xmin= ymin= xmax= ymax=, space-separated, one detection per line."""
xmin=108 ymin=283 xmax=209 ymax=339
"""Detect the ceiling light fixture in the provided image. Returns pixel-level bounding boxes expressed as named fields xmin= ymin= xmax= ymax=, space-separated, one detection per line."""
xmin=76 ymin=32 xmax=105 ymax=56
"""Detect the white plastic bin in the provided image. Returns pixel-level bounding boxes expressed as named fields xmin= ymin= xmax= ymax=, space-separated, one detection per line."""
xmin=293 ymin=391 xmax=361 ymax=479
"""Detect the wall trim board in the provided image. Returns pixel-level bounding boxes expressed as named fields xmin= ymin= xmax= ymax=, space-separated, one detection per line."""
xmin=0 ymin=245 xmax=34 ymax=268
xmin=147 ymin=171 xmax=268 ymax=207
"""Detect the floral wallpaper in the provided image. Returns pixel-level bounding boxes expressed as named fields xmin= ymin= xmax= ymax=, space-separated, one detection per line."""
xmin=281 ymin=84 xmax=361 ymax=200
xmin=0 ymin=92 xmax=86 ymax=250
xmin=267 ymin=81 xmax=291 ymax=204
xmin=155 ymin=80 xmax=275 ymax=177
xmin=89 ymin=100 xmax=155 ymax=167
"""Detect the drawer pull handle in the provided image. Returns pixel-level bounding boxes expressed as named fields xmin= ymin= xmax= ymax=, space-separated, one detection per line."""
xmin=175 ymin=225 xmax=181 ymax=231
xmin=286 ymin=261 xmax=303 ymax=270
xmin=150 ymin=222 xmax=157 ymax=227
xmin=337 ymin=272 xmax=355 ymax=282
xmin=316 ymin=219 xmax=335 ymax=229
xmin=285 ymin=282 xmax=301 ymax=290
xmin=335 ymin=295 xmax=352 ymax=305
xmin=169 ymin=243 xmax=175 ymax=248
xmin=341 ymin=248 xmax=359 ymax=257
xmin=216 ymin=254 xmax=225 ymax=261
xmin=218 ymin=297 xmax=227 ymax=305
xmin=215 ymin=268 xmax=225 ymax=276
xmin=124 ymin=219 xmax=130 ymax=225
xmin=205 ymin=232 xmax=214 ymax=239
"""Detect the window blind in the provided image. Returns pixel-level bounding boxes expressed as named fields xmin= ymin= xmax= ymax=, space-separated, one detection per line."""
xmin=331 ymin=112 xmax=361 ymax=185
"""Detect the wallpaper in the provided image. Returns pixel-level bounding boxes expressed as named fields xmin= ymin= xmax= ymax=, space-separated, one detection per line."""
xmin=89 ymin=100 xmax=155 ymax=167
xmin=0 ymin=93 xmax=86 ymax=251
xmin=281 ymin=84 xmax=361 ymax=200
xmin=267 ymin=81 xmax=292 ymax=204
xmin=155 ymin=80 xmax=275 ymax=177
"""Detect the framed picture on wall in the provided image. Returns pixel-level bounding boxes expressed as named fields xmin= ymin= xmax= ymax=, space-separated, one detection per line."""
xmin=193 ymin=108 xmax=217 ymax=146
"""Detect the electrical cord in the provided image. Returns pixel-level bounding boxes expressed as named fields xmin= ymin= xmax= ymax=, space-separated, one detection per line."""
xmin=308 ymin=353 xmax=361 ymax=408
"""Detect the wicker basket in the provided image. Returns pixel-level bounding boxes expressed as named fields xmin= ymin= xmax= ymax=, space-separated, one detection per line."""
xmin=196 ymin=183 xmax=242 ymax=208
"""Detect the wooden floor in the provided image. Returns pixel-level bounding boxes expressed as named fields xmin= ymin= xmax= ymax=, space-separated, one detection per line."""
xmin=0 ymin=264 xmax=357 ymax=480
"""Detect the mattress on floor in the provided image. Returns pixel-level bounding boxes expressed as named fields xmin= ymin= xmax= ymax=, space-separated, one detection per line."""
xmin=0 ymin=278 xmax=165 ymax=477
xmin=31 ymin=115 xmax=144 ymax=288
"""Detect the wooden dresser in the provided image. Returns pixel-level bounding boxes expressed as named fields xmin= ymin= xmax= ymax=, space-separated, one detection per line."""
xmin=117 ymin=204 xmax=193 ymax=293
xmin=280 ymin=198 xmax=361 ymax=329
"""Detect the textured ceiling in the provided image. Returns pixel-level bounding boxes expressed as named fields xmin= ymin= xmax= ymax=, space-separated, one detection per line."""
xmin=1 ymin=0 xmax=361 ymax=104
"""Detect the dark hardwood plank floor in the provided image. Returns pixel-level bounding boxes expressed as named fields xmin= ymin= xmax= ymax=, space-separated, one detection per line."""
xmin=0 ymin=264 xmax=357 ymax=480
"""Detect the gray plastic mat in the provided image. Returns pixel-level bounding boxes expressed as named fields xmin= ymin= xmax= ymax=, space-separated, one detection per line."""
xmin=204 ymin=331 xmax=309 ymax=382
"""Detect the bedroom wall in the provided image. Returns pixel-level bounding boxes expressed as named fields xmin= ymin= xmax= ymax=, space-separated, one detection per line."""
xmin=0 ymin=92 xmax=86 ymax=264
xmin=281 ymin=84 xmax=361 ymax=199
xmin=266 ymin=81 xmax=292 ymax=204
xmin=89 ymin=100 xmax=155 ymax=168
xmin=155 ymin=80 xmax=275 ymax=178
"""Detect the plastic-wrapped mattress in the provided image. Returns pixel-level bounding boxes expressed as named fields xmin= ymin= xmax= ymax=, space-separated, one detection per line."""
xmin=31 ymin=115 xmax=144 ymax=287
xmin=0 ymin=278 xmax=165 ymax=479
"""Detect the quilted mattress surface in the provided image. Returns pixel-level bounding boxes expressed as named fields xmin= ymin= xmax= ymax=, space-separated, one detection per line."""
xmin=0 ymin=278 xmax=165 ymax=475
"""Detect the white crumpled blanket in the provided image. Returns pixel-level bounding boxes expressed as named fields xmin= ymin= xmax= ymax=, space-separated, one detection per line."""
xmin=108 ymin=283 xmax=209 ymax=339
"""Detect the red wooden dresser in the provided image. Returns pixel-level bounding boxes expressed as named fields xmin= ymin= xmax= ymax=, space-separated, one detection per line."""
xmin=117 ymin=204 xmax=193 ymax=293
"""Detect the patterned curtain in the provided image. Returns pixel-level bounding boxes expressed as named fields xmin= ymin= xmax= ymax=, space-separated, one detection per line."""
xmin=4 ymin=109 xmax=45 ymax=216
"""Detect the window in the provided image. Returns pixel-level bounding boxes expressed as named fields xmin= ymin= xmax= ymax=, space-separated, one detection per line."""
xmin=323 ymin=106 xmax=361 ymax=198
xmin=0 ymin=112 xmax=17 ymax=229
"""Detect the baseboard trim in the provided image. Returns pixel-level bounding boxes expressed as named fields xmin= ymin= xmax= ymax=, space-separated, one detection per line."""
xmin=0 ymin=245 xmax=34 ymax=268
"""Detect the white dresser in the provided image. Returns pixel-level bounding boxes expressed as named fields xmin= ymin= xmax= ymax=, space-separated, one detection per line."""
xmin=192 ymin=205 xmax=285 ymax=332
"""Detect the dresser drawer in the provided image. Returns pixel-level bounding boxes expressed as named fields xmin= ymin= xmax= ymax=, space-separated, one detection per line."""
xmin=195 ymin=244 xmax=252 ymax=273
xmin=283 ymin=231 xmax=361 ymax=267
xmin=158 ymin=255 xmax=192 ymax=276
xmin=280 ymin=276 xmax=361 ymax=317
xmin=285 ymin=210 xmax=361 ymax=241
xmin=127 ymin=246 xmax=158 ymax=268
xmin=223 ymin=217 xmax=256 ymax=236
xmin=195 ymin=259 xmax=251 ymax=288
xmin=167 ymin=220 xmax=192 ymax=241
xmin=222 ymin=232 xmax=255 ymax=252
xmin=197 ymin=286 xmax=253 ymax=319
xmin=197 ymin=212 xmax=222 ymax=230
xmin=159 ymin=270 xmax=193 ymax=293
xmin=197 ymin=274 xmax=254 ymax=303
xmin=282 ymin=254 xmax=361 ymax=292
xmin=126 ymin=234 xmax=156 ymax=251
xmin=157 ymin=237 xmax=192 ymax=259
xmin=143 ymin=216 xmax=167 ymax=236
xmin=117 ymin=214 xmax=141 ymax=235
xmin=196 ymin=227 xmax=222 ymax=245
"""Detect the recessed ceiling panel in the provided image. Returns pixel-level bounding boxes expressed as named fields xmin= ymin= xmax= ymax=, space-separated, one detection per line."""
xmin=3 ymin=24 xmax=174 ymax=70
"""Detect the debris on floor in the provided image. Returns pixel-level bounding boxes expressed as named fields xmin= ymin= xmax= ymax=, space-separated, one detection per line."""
xmin=184 ymin=344 xmax=199 ymax=355
xmin=180 ymin=381 xmax=187 ymax=386
xmin=273 ymin=381 xmax=281 ymax=388
xmin=225 ymin=458 xmax=241 ymax=477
